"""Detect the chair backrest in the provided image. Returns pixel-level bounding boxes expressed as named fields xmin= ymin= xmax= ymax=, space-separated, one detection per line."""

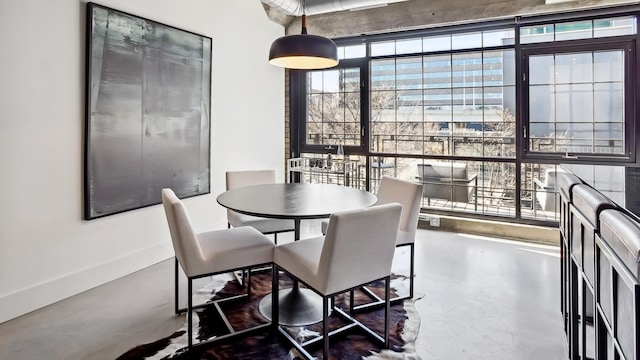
xmin=161 ymin=188 xmax=204 ymax=276
xmin=225 ymin=170 xmax=278 ymax=221
xmin=226 ymin=170 xmax=277 ymax=190
xmin=376 ymin=176 xmax=423 ymax=241
xmin=318 ymin=203 xmax=402 ymax=295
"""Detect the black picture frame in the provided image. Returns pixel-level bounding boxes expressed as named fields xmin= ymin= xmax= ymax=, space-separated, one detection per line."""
xmin=84 ymin=3 xmax=212 ymax=220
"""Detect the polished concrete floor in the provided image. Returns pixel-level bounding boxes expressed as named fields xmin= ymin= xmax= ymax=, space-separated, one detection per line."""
xmin=0 ymin=222 xmax=567 ymax=360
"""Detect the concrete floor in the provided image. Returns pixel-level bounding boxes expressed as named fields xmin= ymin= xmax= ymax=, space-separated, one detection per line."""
xmin=0 ymin=222 xmax=567 ymax=360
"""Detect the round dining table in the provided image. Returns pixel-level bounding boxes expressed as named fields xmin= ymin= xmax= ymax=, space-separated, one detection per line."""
xmin=217 ymin=183 xmax=377 ymax=326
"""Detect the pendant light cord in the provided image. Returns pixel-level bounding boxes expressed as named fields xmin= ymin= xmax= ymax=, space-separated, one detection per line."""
xmin=300 ymin=0 xmax=307 ymax=34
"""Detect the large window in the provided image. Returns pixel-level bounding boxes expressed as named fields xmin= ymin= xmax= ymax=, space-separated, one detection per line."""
xmin=369 ymin=49 xmax=516 ymax=158
xmin=291 ymin=8 xmax=639 ymax=224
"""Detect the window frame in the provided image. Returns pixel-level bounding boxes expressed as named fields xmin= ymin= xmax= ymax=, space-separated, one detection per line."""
xmin=292 ymin=58 xmax=370 ymax=157
xmin=520 ymin=37 xmax=636 ymax=164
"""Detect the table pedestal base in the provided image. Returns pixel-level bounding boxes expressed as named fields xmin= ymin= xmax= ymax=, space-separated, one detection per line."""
xmin=258 ymin=288 xmax=330 ymax=326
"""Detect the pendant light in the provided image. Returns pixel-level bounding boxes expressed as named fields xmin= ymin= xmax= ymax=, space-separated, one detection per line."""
xmin=268 ymin=1 xmax=338 ymax=70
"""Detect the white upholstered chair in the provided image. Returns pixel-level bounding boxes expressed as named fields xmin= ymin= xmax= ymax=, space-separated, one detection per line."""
xmin=273 ymin=203 xmax=402 ymax=359
xmin=161 ymin=188 xmax=275 ymax=349
xmin=321 ymin=176 xmax=423 ymax=304
xmin=226 ymin=170 xmax=295 ymax=244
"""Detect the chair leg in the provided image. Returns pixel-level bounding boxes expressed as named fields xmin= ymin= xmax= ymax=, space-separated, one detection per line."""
xmin=188 ymin=278 xmax=193 ymax=348
xmin=272 ymin=264 xmax=279 ymax=331
xmin=174 ymin=257 xmax=179 ymax=315
xmin=323 ymin=296 xmax=330 ymax=359
xmin=349 ymin=289 xmax=355 ymax=313
xmin=384 ymin=276 xmax=390 ymax=348
xmin=409 ymin=243 xmax=415 ymax=299
xmin=274 ymin=233 xmax=278 ymax=245
xmin=247 ymin=267 xmax=252 ymax=298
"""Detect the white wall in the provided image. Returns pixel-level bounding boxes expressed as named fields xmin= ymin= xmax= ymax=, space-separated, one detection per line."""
xmin=0 ymin=0 xmax=284 ymax=323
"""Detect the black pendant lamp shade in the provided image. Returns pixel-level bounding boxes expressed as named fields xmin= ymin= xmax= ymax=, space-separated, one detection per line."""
xmin=269 ymin=15 xmax=339 ymax=69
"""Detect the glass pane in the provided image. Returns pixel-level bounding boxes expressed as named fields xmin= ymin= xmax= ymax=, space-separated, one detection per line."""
xmin=594 ymin=16 xmax=637 ymax=37
xmin=371 ymin=59 xmax=396 ymax=90
xmin=396 ymin=135 xmax=423 ymax=155
xmin=323 ymin=93 xmax=344 ymax=122
xmin=478 ymin=161 xmax=516 ymax=212
xmin=594 ymin=50 xmax=624 ymax=82
xmin=556 ymin=53 xmax=593 ymax=84
xmin=529 ymin=85 xmax=555 ymax=123
xmin=424 ymin=88 xmax=451 ymax=111
xmin=453 ymin=135 xmax=482 ymax=157
xmin=397 ymin=90 xmax=423 ymax=122
xmin=343 ymin=44 xmax=366 ymax=58
xmin=485 ymin=87 xmax=516 ymax=158
xmin=484 ymin=50 xmax=514 ymax=86
xmin=483 ymin=29 xmax=515 ymax=46
xmin=423 ymin=54 xmax=451 ymax=89
xmin=342 ymin=68 xmax=360 ymax=92
xmin=530 ymin=122 xmax=554 ymax=138
xmin=424 ymin=134 xmax=449 ymax=155
xmin=555 ymin=20 xmax=593 ymax=41
xmin=452 ymin=52 xmax=482 ymax=88
xmin=555 ymin=84 xmax=593 ymax=123
xmin=396 ymin=56 xmax=423 ymax=90
xmin=502 ymin=50 xmax=516 ymax=86
xmin=370 ymin=90 xmax=395 ymax=123
xmin=396 ymin=38 xmax=422 ymax=54
xmin=452 ymin=31 xmax=482 ymax=49
xmin=483 ymin=86 xmax=504 ymax=110
xmin=556 ymin=122 xmax=594 ymax=153
xmin=423 ymin=34 xmax=451 ymax=52
xmin=594 ymin=83 xmax=623 ymax=123
xmin=529 ymin=55 xmax=554 ymax=85
xmin=452 ymin=88 xmax=482 ymax=109
xmin=308 ymin=71 xmax=324 ymax=93
xmin=322 ymin=70 xmax=341 ymax=92
xmin=379 ymin=134 xmax=397 ymax=154
xmin=520 ymin=24 xmax=554 ymax=44
xmin=594 ymin=123 xmax=623 ymax=140
xmin=502 ymin=85 xmax=516 ymax=116
xmin=371 ymin=41 xmax=395 ymax=56
xmin=344 ymin=92 xmax=361 ymax=121
xmin=520 ymin=163 xmax=561 ymax=221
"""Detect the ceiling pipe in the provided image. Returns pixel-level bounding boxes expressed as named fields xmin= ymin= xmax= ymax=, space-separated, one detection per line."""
xmin=261 ymin=0 xmax=409 ymax=16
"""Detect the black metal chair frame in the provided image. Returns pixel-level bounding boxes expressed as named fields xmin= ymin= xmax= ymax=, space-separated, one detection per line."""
xmin=174 ymin=257 xmax=276 ymax=349
xmin=227 ymin=223 xmax=294 ymax=287
xmin=350 ymin=241 xmax=414 ymax=312
xmin=272 ymin=264 xmax=391 ymax=360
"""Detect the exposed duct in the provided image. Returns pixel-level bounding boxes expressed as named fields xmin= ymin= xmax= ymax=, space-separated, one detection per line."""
xmin=261 ymin=0 xmax=409 ymax=16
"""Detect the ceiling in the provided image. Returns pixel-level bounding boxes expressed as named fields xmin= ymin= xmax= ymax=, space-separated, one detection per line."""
xmin=261 ymin=0 xmax=410 ymax=25
xmin=261 ymin=0 xmax=410 ymax=16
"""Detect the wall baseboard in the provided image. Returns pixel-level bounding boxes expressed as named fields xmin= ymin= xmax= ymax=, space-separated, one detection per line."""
xmin=0 ymin=241 xmax=173 ymax=324
xmin=419 ymin=214 xmax=559 ymax=245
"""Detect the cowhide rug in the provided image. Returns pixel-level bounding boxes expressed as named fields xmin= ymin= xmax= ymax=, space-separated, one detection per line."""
xmin=117 ymin=267 xmax=422 ymax=360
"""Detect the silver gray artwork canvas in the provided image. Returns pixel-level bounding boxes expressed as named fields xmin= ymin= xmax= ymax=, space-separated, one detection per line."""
xmin=85 ymin=3 xmax=211 ymax=219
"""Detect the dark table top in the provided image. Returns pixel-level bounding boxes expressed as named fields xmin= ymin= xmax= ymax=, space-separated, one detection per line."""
xmin=216 ymin=183 xmax=377 ymax=220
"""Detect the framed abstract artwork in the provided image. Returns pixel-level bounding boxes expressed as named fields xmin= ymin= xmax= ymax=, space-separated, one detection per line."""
xmin=84 ymin=3 xmax=212 ymax=220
